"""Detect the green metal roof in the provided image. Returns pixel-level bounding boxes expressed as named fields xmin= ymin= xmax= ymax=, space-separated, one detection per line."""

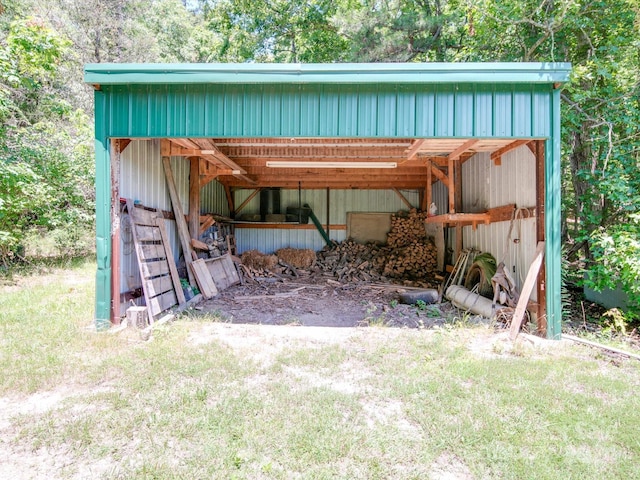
xmin=84 ymin=62 xmax=571 ymax=86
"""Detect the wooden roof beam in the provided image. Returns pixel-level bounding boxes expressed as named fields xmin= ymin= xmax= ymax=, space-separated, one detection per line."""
xmin=491 ymin=139 xmax=531 ymax=165
xmin=448 ymin=139 xmax=479 ymax=161
xmin=405 ymin=139 xmax=428 ymax=161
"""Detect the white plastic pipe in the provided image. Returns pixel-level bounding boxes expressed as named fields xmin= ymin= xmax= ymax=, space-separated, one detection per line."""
xmin=445 ymin=285 xmax=494 ymax=318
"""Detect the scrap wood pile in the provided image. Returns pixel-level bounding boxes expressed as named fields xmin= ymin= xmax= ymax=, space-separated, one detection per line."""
xmin=240 ymin=248 xmax=316 ymax=279
xmin=238 ymin=208 xmax=438 ymax=286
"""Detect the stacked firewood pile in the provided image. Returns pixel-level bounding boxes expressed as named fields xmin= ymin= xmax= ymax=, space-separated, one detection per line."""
xmin=387 ymin=209 xmax=431 ymax=247
xmin=316 ymin=241 xmax=387 ymax=282
xmin=382 ymin=209 xmax=438 ymax=279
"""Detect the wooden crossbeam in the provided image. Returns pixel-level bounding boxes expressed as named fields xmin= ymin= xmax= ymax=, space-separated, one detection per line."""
xmin=491 ymin=139 xmax=531 ymax=165
xmin=405 ymin=139 xmax=428 ymax=160
xmin=448 ymin=139 xmax=479 ymax=161
xmin=430 ymin=166 xmax=450 ymax=188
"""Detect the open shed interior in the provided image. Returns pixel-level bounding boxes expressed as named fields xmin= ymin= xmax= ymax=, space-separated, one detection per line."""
xmin=115 ymin=135 xmax=545 ymax=332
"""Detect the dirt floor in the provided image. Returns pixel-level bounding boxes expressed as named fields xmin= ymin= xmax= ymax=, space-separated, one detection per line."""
xmin=198 ymin=272 xmax=466 ymax=329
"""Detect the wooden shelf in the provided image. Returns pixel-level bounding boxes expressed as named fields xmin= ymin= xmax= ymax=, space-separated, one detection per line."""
xmin=233 ymin=222 xmax=346 ymax=230
xmin=425 ymin=204 xmax=533 ymax=230
xmin=425 ymin=213 xmax=489 ymax=230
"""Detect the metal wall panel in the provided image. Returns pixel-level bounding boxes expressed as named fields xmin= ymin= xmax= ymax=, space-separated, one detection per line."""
xmin=102 ymin=83 xmax=555 ymax=139
xmin=460 ymin=148 xmax=538 ymax=296
xmin=118 ymin=140 xmax=189 ymax=293
xmin=233 ymin=188 xmax=420 ymax=253
xmin=235 ymin=188 xmax=421 ymax=224
xmin=237 ymin=229 xmax=347 ymax=255
xmin=201 ymin=180 xmax=229 ymax=216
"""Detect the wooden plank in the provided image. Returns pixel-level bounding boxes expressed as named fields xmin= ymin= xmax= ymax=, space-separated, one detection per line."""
xmin=424 ymin=161 xmax=432 ymax=211
xmin=205 ymin=254 xmax=239 ymax=291
xmin=199 ymin=215 xmax=215 ymax=235
xmin=157 ymin=216 xmax=186 ymax=305
xmin=140 ymin=260 xmax=171 ymax=278
xmin=233 ymin=223 xmax=347 ymax=230
xmin=510 ymin=241 xmax=546 ymax=340
xmin=138 ymin=242 xmax=167 ymax=260
xmin=220 ymin=254 xmax=240 ymax=286
xmin=135 ymin=225 xmax=162 ymax=242
xmin=143 ymin=274 xmax=174 ymax=298
xmin=448 ymin=157 xmax=455 ymax=213
xmin=128 ymin=204 xmax=160 ymax=226
xmin=448 ymin=139 xmax=478 ymax=161
xmin=430 ymin=166 xmax=450 ymax=188
xmin=562 ymin=334 xmax=640 ymax=361
xmin=189 ymin=157 xmax=200 ymax=239
xmin=191 ymin=259 xmax=218 ymax=299
xmin=405 ymin=139 xmax=427 ymax=160
xmin=491 ymin=139 xmax=530 ymax=166
xmin=163 ymin=156 xmax=196 ymax=286
xmin=454 ymin=156 xmax=463 ymax=212
xmin=148 ymin=290 xmax=178 ymax=317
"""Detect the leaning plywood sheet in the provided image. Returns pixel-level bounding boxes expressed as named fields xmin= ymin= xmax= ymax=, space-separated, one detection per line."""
xmin=346 ymin=212 xmax=392 ymax=244
xmin=126 ymin=199 xmax=186 ymax=321
xmin=191 ymin=259 xmax=218 ymax=299
xmin=205 ymin=254 xmax=240 ymax=291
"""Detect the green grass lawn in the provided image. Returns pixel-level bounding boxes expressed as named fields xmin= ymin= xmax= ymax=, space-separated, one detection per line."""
xmin=1 ymin=258 xmax=639 ymax=479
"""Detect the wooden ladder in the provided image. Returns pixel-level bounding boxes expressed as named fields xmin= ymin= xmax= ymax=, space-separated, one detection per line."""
xmin=126 ymin=199 xmax=185 ymax=322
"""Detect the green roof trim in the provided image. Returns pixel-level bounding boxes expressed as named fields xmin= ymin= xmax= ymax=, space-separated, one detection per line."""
xmin=84 ymin=62 xmax=571 ymax=86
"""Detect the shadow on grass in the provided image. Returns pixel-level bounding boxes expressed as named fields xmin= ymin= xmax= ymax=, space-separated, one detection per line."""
xmin=0 ymin=253 xmax=95 ymax=283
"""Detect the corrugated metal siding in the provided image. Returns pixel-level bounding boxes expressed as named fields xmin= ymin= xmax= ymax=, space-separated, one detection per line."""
xmin=234 ymin=188 xmax=420 ymax=252
xmin=237 ymin=229 xmax=347 ymax=255
xmin=101 ymin=83 xmax=554 ymax=139
xmin=460 ymin=148 xmax=538 ymax=296
xmin=235 ymin=188 xmax=420 ymax=225
xmin=201 ymin=179 xmax=229 ymax=216
xmin=118 ymin=140 xmax=189 ymax=293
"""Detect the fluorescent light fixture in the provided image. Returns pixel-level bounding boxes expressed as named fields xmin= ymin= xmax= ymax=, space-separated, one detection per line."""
xmin=266 ymin=161 xmax=397 ymax=169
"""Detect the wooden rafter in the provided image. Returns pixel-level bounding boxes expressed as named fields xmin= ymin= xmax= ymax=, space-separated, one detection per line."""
xmin=448 ymin=139 xmax=479 ymax=161
xmin=491 ymin=139 xmax=531 ymax=165
xmin=405 ymin=139 xmax=428 ymax=161
xmin=430 ymin=165 xmax=450 ymax=188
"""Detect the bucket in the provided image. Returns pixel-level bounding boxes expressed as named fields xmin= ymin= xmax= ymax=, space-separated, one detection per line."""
xmin=286 ymin=206 xmax=311 ymax=224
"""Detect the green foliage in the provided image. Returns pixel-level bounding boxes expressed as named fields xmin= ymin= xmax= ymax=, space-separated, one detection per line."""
xmin=0 ymin=15 xmax=94 ymax=264
xmin=586 ymin=214 xmax=640 ymax=318
xmin=200 ymin=0 xmax=349 ymax=62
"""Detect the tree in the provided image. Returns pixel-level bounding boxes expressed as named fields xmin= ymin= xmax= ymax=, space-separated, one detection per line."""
xmin=199 ymin=0 xmax=349 ymax=62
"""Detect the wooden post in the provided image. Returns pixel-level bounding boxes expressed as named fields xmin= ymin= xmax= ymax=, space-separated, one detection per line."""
xmin=448 ymin=157 xmax=455 ymax=213
xmin=162 ymin=156 xmax=196 ymax=286
xmin=188 ymin=157 xmax=200 ymax=240
xmin=225 ymin=185 xmax=235 ymax=218
xmin=110 ymin=139 xmax=122 ymax=325
xmin=425 ymin=161 xmax=432 ymax=212
xmin=453 ymin=159 xmax=463 ymax=260
xmin=535 ymin=140 xmax=547 ymax=335
xmin=454 ymin=158 xmax=463 ymax=212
